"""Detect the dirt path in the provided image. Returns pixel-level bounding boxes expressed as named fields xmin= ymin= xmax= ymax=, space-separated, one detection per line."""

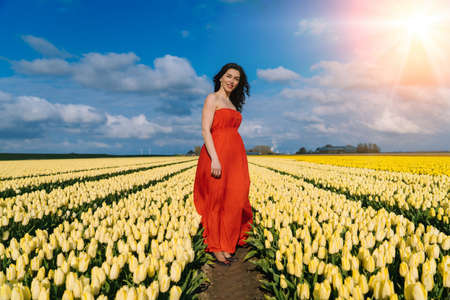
xmin=197 ymin=246 xmax=266 ymax=300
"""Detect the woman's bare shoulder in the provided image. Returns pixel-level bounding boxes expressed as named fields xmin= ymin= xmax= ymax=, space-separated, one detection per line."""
xmin=204 ymin=93 xmax=219 ymax=107
xmin=207 ymin=92 xmax=219 ymax=100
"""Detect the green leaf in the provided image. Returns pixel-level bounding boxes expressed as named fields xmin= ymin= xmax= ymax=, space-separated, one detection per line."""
xmin=243 ymin=250 xmax=258 ymax=261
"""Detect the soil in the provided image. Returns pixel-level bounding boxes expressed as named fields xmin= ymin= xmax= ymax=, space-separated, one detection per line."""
xmin=197 ymin=246 xmax=266 ymax=300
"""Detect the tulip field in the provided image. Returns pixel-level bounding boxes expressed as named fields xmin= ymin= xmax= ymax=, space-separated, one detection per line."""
xmin=0 ymin=155 xmax=449 ymax=300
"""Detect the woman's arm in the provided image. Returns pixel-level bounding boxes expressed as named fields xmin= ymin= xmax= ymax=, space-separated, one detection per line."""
xmin=201 ymin=94 xmax=221 ymax=178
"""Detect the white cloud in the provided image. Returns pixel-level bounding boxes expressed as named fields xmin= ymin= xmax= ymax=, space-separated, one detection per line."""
xmin=366 ymin=110 xmax=427 ymax=134
xmin=283 ymin=111 xmax=322 ymax=123
xmin=308 ymin=60 xmax=393 ymax=90
xmin=56 ymin=104 xmax=103 ymax=123
xmin=295 ymin=18 xmax=328 ymax=36
xmin=257 ymin=66 xmax=301 ymax=82
xmin=100 ymin=113 xmax=172 ymax=139
xmin=239 ymin=120 xmax=266 ymax=138
xmin=305 ymin=123 xmax=339 ymax=134
xmin=13 ymin=58 xmax=71 ymax=75
xmin=14 ymin=53 xmax=211 ymax=97
xmin=280 ymin=87 xmax=332 ymax=103
xmin=21 ymin=35 xmax=71 ymax=58
xmin=1 ymin=95 xmax=102 ymax=125
xmin=0 ymin=91 xmax=12 ymax=102
xmin=9 ymin=96 xmax=59 ymax=122
xmin=278 ymin=56 xmax=450 ymax=139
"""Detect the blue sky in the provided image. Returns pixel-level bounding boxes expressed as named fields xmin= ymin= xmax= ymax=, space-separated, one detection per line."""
xmin=1 ymin=0 xmax=449 ymax=154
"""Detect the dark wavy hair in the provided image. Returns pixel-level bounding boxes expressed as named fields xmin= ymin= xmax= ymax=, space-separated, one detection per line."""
xmin=213 ymin=63 xmax=250 ymax=112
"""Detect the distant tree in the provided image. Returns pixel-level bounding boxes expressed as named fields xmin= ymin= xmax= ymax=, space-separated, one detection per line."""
xmin=250 ymin=145 xmax=273 ymax=155
xmin=368 ymin=143 xmax=381 ymax=153
xmin=186 ymin=150 xmax=195 ymax=155
xmin=194 ymin=145 xmax=202 ymax=155
xmin=296 ymin=147 xmax=307 ymax=154
xmin=357 ymin=143 xmax=380 ymax=153
xmin=325 ymin=144 xmax=333 ymax=147
xmin=357 ymin=143 xmax=368 ymax=153
xmin=373 ymin=144 xmax=381 ymax=153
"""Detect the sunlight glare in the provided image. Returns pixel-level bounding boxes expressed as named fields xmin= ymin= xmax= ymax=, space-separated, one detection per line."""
xmin=404 ymin=14 xmax=434 ymax=38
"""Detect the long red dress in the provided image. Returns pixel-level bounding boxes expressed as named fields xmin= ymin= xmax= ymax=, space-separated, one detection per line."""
xmin=193 ymin=108 xmax=253 ymax=254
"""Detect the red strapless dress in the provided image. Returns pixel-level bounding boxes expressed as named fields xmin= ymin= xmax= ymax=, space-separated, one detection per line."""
xmin=193 ymin=108 xmax=253 ymax=254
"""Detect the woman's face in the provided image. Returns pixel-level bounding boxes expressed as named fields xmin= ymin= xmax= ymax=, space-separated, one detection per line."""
xmin=221 ymin=68 xmax=240 ymax=92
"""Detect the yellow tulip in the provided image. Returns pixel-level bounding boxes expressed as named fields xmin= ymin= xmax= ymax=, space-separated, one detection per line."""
xmin=37 ymin=288 xmax=49 ymax=300
xmin=308 ymin=257 xmax=319 ymax=274
xmin=146 ymin=281 xmax=159 ymax=300
xmin=317 ymin=260 xmax=325 ymax=275
xmin=81 ymin=290 xmax=94 ymax=300
xmin=114 ymin=287 xmax=127 ymax=300
xmin=404 ymin=282 xmax=427 ymax=300
xmin=380 ymin=279 xmax=394 ymax=299
xmin=54 ymin=268 xmax=65 ymax=286
xmin=399 ymin=261 xmax=409 ymax=277
xmin=352 ymin=286 xmax=364 ymax=300
xmin=6 ymin=264 xmax=16 ymax=281
xmin=78 ymin=254 xmax=90 ymax=273
xmin=313 ymin=280 xmax=331 ymax=300
xmin=275 ymin=259 xmax=284 ymax=271
xmin=286 ymin=261 xmax=295 ymax=275
xmin=126 ymin=287 xmax=137 ymax=300
xmin=0 ymin=284 xmax=12 ymax=300
xmin=297 ymin=282 xmax=309 ymax=300
xmin=109 ymin=263 xmax=120 ymax=280
xmin=280 ymin=274 xmax=288 ymax=289
xmin=341 ymin=255 xmax=351 ymax=272
xmin=159 ymin=274 xmax=170 ymax=293
xmin=439 ymin=270 xmax=450 ymax=288
xmin=90 ymin=276 xmax=101 ymax=296
xmin=317 ymin=247 xmax=326 ymax=260
xmin=358 ymin=274 xmax=369 ymax=294
xmin=169 ymin=286 xmax=182 ymax=300
xmin=421 ymin=272 xmax=434 ymax=292
xmin=133 ymin=264 xmax=147 ymax=284
xmin=363 ymin=255 xmax=375 ymax=273
xmin=332 ymin=272 xmax=343 ymax=291
xmin=31 ymin=279 xmax=41 ymax=300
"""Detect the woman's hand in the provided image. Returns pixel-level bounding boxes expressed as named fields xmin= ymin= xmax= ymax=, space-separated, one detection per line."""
xmin=211 ymin=159 xmax=222 ymax=178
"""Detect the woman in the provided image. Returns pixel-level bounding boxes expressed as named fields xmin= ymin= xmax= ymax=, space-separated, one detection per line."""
xmin=193 ymin=63 xmax=253 ymax=265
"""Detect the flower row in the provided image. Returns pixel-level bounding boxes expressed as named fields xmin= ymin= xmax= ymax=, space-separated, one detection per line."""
xmin=276 ymin=154 xmax=450 ymax=176
xmin=0 ymin=158 xmax=180 ymax=195
xmin=250 ymin=157 xmax=449 ymax=230
xmin=0 ymin=160 xmax=197 ymax=243
xmin=0 ymin=157 xmax=178 ymax=180
xmin=246 ymin=163 xmax=449 ymax=299
xmin=0 ymin=166 xmax=208 ymax=299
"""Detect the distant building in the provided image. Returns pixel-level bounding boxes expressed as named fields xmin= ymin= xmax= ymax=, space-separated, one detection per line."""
xmin=186 ymin=150 xmax=196 ymax=156
xmin=316 ymin=145 xmax=357 ymax=154
xmin=246 ymin=151 xmax=261 ymax=155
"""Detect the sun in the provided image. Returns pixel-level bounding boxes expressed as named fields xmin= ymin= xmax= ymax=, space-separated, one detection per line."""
xmin=378 ymin=1 xmax=450 ymax=86
xmin=343 ymin=0 xmax=450 ymax=87
xmin=404 ymin=13 xmax=435 ymax=38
